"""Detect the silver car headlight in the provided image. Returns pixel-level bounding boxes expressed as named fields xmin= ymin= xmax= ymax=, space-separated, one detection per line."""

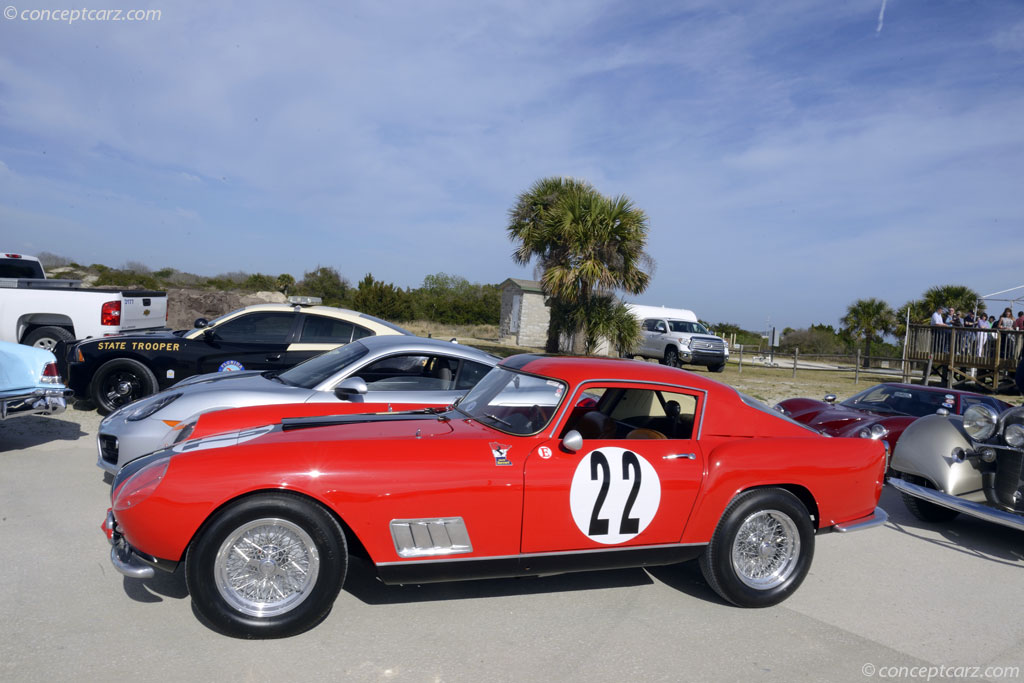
xmin=858 ymin=423 xmax=889 ymax=440
xmin=963 ymin=404 xmax=998 ymax=442
xmin=1005 ymin=423 xmax=1024 ymax=448
xmin=124 ymin=393 xmax=181 ymax=422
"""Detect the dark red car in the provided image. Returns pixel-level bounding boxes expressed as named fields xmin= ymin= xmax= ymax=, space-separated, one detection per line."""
xmin=774 ymin=383 xmax=1011 ymax=451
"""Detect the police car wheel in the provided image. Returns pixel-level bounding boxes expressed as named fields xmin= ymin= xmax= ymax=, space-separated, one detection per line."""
xmin=90 ymin=359 xmax=159 ymax=414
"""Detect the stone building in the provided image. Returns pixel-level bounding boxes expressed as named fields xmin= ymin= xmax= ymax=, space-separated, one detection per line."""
xmin=499 ymin=278 xmax=550 ymax=348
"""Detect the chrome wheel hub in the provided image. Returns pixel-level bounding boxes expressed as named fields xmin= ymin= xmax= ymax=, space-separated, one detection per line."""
xmin=214 ymin=518 xmax=320 ymax=617
xmin=731 ymin=509 xmax=800 ymax=590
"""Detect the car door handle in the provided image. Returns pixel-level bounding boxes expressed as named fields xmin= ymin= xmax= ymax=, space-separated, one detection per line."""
xmin=266 ymin=354 xmax=282 ymax=361
xmin=663 ymin=453 xmax=696 ymax=460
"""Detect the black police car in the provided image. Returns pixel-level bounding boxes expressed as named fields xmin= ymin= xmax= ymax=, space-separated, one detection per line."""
xmin=58 ymin=299 xmax=411 ymax=412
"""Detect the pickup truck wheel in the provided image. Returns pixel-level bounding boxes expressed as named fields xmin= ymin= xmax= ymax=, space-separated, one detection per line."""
xmin=662 ymin=348 xmax=680 ymax=368
xmin=23 ymin=326 xmax=74 ymax=351
xmin=90 ymin=359 xmax=158 ymax=414
xmin=700 ymin=488 xmax=814 ymax=608
xmin=899 ymin=492 xmax=960 ymax=523
xmin=708 ymin=362 xmax=726 ymax=373
xmin=185 ymin=493 xmax=347 ymax=639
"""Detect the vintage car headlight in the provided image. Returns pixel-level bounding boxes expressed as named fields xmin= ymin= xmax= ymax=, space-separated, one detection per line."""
xmin=963 ymin=404 xmax=998 ymax=442
xmin=1005 ymin=423 xmax=1024 ymax=448
xmin=858 ymin=423 xmax=889 ymax=440
xmin=123 ymin=393 xmax=181 ymax=422
xmin=112 ymin=454 xmax=171 ymax=511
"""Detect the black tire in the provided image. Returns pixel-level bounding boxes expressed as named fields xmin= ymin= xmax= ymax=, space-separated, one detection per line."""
xmin=700 ymin=488 xmax=814 ymax=608
xmin=663 ymin=348 xmax=679 ymax=368
xmin=89 ymin=358 xmax=159 ymax=414
xmin=709 ymin=362 xmax=726 ymax=373
xmin=899 ymin=492 xmax=960 ymax=523
xmin=185 ymin=493 xmax=348 ymax=639
xmin=23 ymin=325 xmax=74 ymax=352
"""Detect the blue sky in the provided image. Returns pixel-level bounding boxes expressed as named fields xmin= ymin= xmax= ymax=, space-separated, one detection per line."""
xmin=1 ymin=0 xmax=1022 ymax=332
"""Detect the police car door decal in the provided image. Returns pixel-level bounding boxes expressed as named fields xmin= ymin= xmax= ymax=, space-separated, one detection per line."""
xmin=569 ymin=447 xmax=661 ymax=544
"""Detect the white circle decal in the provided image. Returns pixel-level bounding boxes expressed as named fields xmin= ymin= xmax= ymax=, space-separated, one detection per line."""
xmin=569 ymin=447 xmax=661 ymax=544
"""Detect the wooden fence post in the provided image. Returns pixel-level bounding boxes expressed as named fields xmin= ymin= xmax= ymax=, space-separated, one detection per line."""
xmin=738 ymin=345 xmax=743 ymax=374
xmin=792 ymin=347 xmax=799 ymax=378
xmin=855 ymin=350 xmax=860 ymax=385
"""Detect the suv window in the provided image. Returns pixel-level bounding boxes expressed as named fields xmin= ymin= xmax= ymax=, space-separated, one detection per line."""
xmin=299 ymin=314 xmax=373 ymax=344
xmin=643 ymin=319 xmax=666 ymax=333
xmin=213 ymin=312 xmax=295 ymax=343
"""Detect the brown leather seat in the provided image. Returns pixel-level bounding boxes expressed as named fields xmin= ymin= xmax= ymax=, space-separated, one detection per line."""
xmin=576 ymin=411 xmax=616 ymax=439
xmin=626 ymin=428 xmax=666 ymax=439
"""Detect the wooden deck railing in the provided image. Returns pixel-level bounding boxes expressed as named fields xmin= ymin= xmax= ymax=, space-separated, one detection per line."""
xmin=904 ymin=324 xmax=1023 ymax=389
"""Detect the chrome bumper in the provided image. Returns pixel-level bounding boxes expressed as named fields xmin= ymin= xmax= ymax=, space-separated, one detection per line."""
xmin=831 ymin=506 xmax=888 ymax=533
xmin=0 ymin=387 xmax=72 ymax=420
xmin=104 ymin=510 xmax=155 ymax=579
xmin=888 ymin=477 xmax=1024 ymax=532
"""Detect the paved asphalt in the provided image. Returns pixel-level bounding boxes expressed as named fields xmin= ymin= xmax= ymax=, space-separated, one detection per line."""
xmin=1 ymin=407 xmax=1022 ymax=683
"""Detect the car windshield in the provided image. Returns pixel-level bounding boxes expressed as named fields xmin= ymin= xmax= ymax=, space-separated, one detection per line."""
xmin=841 ymin=385 xmax=952 ymax=418
xmin=277 ymin=341 xmax=370 ymax=389
xmin=453 ymin=367 xmax=566 ymax=435
xmin=668 ymin=320 xmax=709 ymax=334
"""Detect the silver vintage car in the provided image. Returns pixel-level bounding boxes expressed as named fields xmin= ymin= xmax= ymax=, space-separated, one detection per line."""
xmin=888 ymin=402 xmax=1024 ymax=531
xmin=97 ymin=335 xmax=499 ymax=473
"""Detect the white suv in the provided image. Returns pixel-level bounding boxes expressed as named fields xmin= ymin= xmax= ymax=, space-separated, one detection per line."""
xmin=627 ymin=312 xmax=729 ymax=372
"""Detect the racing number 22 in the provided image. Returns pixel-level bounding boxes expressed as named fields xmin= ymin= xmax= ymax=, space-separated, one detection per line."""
xmin=588 ymin=450 xmax=641 ymax=536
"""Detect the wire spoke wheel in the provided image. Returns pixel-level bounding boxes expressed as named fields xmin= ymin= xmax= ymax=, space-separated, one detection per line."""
xmin=730 ymin=509 xmax=800 ymax=590
xmin=214 ymin=517 xmax=320 ymax=618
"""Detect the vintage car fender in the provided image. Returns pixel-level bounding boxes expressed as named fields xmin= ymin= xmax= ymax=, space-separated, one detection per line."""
xmin=889 ymin=414 xmax=983 ymax=499
xmin=680 ymin=435 xmax=886 ymax=543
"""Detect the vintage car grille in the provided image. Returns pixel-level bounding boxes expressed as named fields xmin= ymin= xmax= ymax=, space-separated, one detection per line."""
xmin=99 ymin=434 xmax=119 ymax=465
xmin=994 ymin=450 xmax=1024 ymax=511
xmin=692 ymin=338 xmax=726 ymax=353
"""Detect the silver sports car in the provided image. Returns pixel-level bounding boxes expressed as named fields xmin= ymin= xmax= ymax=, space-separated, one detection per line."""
xmin=97 ymin=335 xmax=499 ymax=473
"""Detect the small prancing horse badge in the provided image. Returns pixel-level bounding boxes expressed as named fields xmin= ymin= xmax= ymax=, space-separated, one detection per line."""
xmin=490 ymin=442 xmax=512 ymax=466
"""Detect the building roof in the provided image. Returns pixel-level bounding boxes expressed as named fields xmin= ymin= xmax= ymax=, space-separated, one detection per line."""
xmin=501 ymin=278 xmax=544 ymax=294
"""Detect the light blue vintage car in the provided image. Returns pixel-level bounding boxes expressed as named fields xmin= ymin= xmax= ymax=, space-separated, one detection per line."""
xmin=0 ymin=340 xmax=72 ymax=419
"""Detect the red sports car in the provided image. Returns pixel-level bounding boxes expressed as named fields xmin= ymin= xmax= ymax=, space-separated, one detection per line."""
xmin=774 ymin=383 xmax=1011 ymax=451
xmin=104 ymin=355 xmax=887 ymax=638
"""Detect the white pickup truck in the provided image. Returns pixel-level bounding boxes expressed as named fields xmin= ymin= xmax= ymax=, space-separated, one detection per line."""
xmin=0 ymin=252 xmax=168 ymax=350
xmin=624 ymin=304 xmax=729 ymax=372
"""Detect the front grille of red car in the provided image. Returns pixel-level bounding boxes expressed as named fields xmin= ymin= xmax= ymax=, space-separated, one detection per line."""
xmin=99 ymin=435 xmax=119 ymax=465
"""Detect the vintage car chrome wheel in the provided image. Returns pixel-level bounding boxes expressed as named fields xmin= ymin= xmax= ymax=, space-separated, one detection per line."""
xmin=730 ymin=509 xmax=800 ymax=590
xmin=701 ymin=488 xmax=814 ymax=607
xmin=214 ymin=518 xmax=320 ymax=618
xmin=186 ymin=493 xmax=347 ymax=638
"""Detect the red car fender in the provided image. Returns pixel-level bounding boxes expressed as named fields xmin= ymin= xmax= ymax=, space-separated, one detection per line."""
xmin=679 ymin=436 xmax=885 ymax=543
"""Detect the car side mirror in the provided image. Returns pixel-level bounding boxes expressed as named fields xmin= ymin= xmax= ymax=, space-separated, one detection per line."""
xmin=193 ymin=318 xmax=208 ymax=329
xmin=202 ymin=328 xmax=216 ymax=341
xmin=562 ymin=430 xmax=583 ymax=453
xmin=334 ymin=377 xmax=368 ymax=400
xmin=823 ymin=394 xmax=837 ymax=404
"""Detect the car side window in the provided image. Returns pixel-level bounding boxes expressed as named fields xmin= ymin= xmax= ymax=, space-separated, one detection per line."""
xmin=357 ymin=354 xmax=453 ymax=391
xmin=455 ymin=360 xmax=492 ymax=391
xmin=212 ymin=312 xmax=295 ymax=343
xmin=642 ymin=319 xmax=658 ymax=332
xmin=298 ymin=315 xmax=373 ymax=344
xmin=562 ymin=387 xmax=698 ymax=440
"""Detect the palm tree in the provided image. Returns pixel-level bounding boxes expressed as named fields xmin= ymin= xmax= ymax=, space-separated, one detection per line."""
xmin=920 ymin=284 xmax=984 ymax=319
xmin=507 ymin=177 xmax=653 ymax=353
xmin=841 ymin=298 xmax=896 ymax=367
